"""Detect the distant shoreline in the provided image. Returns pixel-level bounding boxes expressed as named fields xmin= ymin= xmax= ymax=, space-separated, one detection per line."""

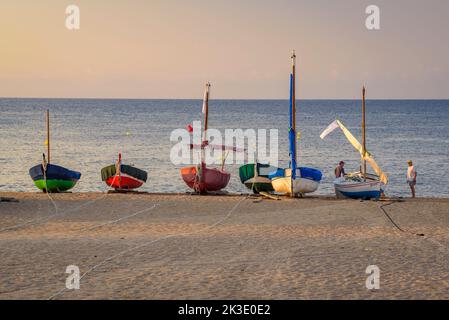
xmin=2 ymin=97 xmax=449 ymax=102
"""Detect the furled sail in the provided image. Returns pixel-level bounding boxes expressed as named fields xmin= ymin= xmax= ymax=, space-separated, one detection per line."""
xmin=320 ymin=120 xmax=388 ymax=184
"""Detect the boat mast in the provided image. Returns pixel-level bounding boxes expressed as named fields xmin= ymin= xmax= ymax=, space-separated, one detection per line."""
xmin=201 ymin=83 xmax=210 ymax=163
xmin=292 ymin=51 xmax=296 ymax=160
xmin=203 ymin=83 xmax=210 ymax=143
xmin=291 ymin=51 xmax=297 ymax=197
xmin=199 ymin=82 xmax=210 ymax=189
xmin=362 ymin=86 xmax=367 ymax=181
xmin=46 ymin=109 xmax=50 ymax=164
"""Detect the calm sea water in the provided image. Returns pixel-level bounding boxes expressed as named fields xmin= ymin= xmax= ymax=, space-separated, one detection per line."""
xmin=0 ymin=98 xmax=448 ymax=197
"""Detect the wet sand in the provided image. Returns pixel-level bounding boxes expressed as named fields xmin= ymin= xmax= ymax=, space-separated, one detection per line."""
xmin=0 ymin=192 xmax=448 ymax=300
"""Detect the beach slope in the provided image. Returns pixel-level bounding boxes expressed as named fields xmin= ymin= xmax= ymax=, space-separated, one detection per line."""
xmin=0 ymin=193 xmax=448 ymax=299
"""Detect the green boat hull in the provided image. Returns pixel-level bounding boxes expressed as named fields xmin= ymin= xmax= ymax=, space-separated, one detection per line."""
xmin=33 ymin=179 xmax=77 ymax=193
xmin=240 ymin=163 xmax=275 ymax=194
xmin=244 ymin=182 xmax=274 ymax=194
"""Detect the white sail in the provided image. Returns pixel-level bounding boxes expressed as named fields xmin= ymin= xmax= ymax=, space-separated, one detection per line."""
xmin=320 ymin=120 xmax=340 ymax=139
xmin=320 ymin=119 xmax=388 ymax=184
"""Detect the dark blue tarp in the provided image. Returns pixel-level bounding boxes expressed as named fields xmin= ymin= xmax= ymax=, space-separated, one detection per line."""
xmin=29 ymin=164 xmax=81 ymax=182
xmin=101 ymin=164 xmax=148 ymax=182
xmin=268 ymin=167 xmax=322 ymax=182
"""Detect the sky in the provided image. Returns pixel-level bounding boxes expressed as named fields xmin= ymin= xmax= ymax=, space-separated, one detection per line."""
xmin=1 ymin=0 xmax=449 ymax=99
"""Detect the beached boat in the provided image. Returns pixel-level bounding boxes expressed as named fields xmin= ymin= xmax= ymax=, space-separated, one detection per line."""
xmin=180 ymin=83 xmax=231 ymax=193
xmin=29 ymin=162 xmax=81 ymax=193
xmin=320 ymin=87 xmax=388 ymax=200
xmin=29 ymin=110 xmax=81 ymax=193
xmin=101 ymin=153 xmax=147 ymax=191
xmin=334 ymin=175 xmax=383 ymax=200
xmin=269 ymin=51 xmax=322 ymax=196
xmin=239 ymin=163 xmax=274 ymax=194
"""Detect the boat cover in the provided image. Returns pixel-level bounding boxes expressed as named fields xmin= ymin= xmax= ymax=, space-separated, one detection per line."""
xmin=101 ymin=164 xmax=148 ymax=182
xmin=29 ymin=163 xmax=81 ymax=181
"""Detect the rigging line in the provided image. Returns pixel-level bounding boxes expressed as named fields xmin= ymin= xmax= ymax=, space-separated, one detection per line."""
xmin=48 ymin=196 xmax=247 ymax=300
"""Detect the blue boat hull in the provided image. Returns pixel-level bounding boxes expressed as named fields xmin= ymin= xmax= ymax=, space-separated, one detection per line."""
xmin=337 ymin=190 xmax=381 ymax=200
xmin=334 ymin=178 xmax=382 ymax=200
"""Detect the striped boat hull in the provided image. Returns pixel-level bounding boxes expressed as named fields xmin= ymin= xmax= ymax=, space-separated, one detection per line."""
xmin=29 ymin=164 xmax=81 ymax=193
xmin=334 ymin=178 xmax=382 ymax=200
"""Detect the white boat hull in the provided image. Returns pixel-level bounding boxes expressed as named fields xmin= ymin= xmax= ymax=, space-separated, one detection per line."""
xmin=334 ymin=177 xmax=383 ymax=200
xmin=272 ymin=176 xmax=320 ymax=195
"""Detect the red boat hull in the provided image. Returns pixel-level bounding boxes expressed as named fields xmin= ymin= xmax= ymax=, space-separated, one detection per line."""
xmin=106 ymin=174 xmax=144 ymax=190
xmin=181 ymin=166 xmax=230 ymax=193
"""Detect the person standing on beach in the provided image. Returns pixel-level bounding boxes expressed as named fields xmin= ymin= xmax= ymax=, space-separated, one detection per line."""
xmin=407 ymin=160 xmax=417 ymax=198
xmin=335 ymin=161 xmax=346 ymax=178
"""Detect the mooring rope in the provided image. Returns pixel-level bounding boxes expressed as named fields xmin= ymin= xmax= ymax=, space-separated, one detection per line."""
xmin=75 ymin=204 xmax=158 ymax=232
xmin=379 ymin=200 xmax=406 ymax=233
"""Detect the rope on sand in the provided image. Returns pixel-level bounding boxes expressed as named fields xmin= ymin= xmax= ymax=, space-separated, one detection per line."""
xmin=47 ymin=196 xmax=247 ymax=300
xmin=75 ymin=204 xmax=158 ymax=232
xmin=379 ymin=200 xmax=406 ymax=233
xmin=379 ymin=199 xmax=449 ymax=258
xmin=0 ymin=175 xmax=121 ymax=233
xmin=0 ymin=192 xmax=112 ymax=233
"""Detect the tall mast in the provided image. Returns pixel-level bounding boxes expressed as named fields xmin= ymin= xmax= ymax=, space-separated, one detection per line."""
xmin=46 ymin=109 xmax=50 ymax=164
xmin=362 ymin=86 xmax=367 ymax=181
xmin=203 ymin=83 xmax=210 ymax=143
xmin=200 ymin=83 xmax=210 ymax=173
xmin=290 ymin=51 xmax=297 ymax=197
xmin=292 ymin=51 xmax=296 ymax=161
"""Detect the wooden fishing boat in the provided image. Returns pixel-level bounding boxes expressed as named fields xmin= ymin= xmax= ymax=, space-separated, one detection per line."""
xmin=269 ymin=51 xmax=322 ymax=196
xmin=29 ymin=161 xmax=81 ymax=193
xmin=334 ymin=176 xmax=382 ymax=200
xmin=101 ymin=153 xmax=148 ymax=191
xmin=270 ymin=167 xmax=322 ymax=195
xmin=29 ymin=110 xmax=81 ymax=193
xmin=239 ymin=163 xmax=274 ymax=194
xmin=180 ymin=83 xmax=231 ymax=194
xmin=181 ymin=166 xmax=230 ymax=193
xmin=320 ymin=87 xmax=388 ymax=200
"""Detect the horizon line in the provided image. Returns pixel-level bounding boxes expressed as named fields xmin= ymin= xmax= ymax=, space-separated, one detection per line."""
xmin=2 ymin=96 xmax=449 ymax=101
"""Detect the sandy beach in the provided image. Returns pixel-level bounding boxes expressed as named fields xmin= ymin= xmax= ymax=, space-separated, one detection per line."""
xmin=0 ymin=192 xmax=448 ymax=300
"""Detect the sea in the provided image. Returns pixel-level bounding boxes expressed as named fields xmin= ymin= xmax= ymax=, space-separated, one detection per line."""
xmin=0 ymin=98 xmax=448 ymax=197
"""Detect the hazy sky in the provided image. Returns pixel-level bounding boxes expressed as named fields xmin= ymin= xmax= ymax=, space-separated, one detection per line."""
xmin=1 ymin=0 xmax=449 ymax=99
